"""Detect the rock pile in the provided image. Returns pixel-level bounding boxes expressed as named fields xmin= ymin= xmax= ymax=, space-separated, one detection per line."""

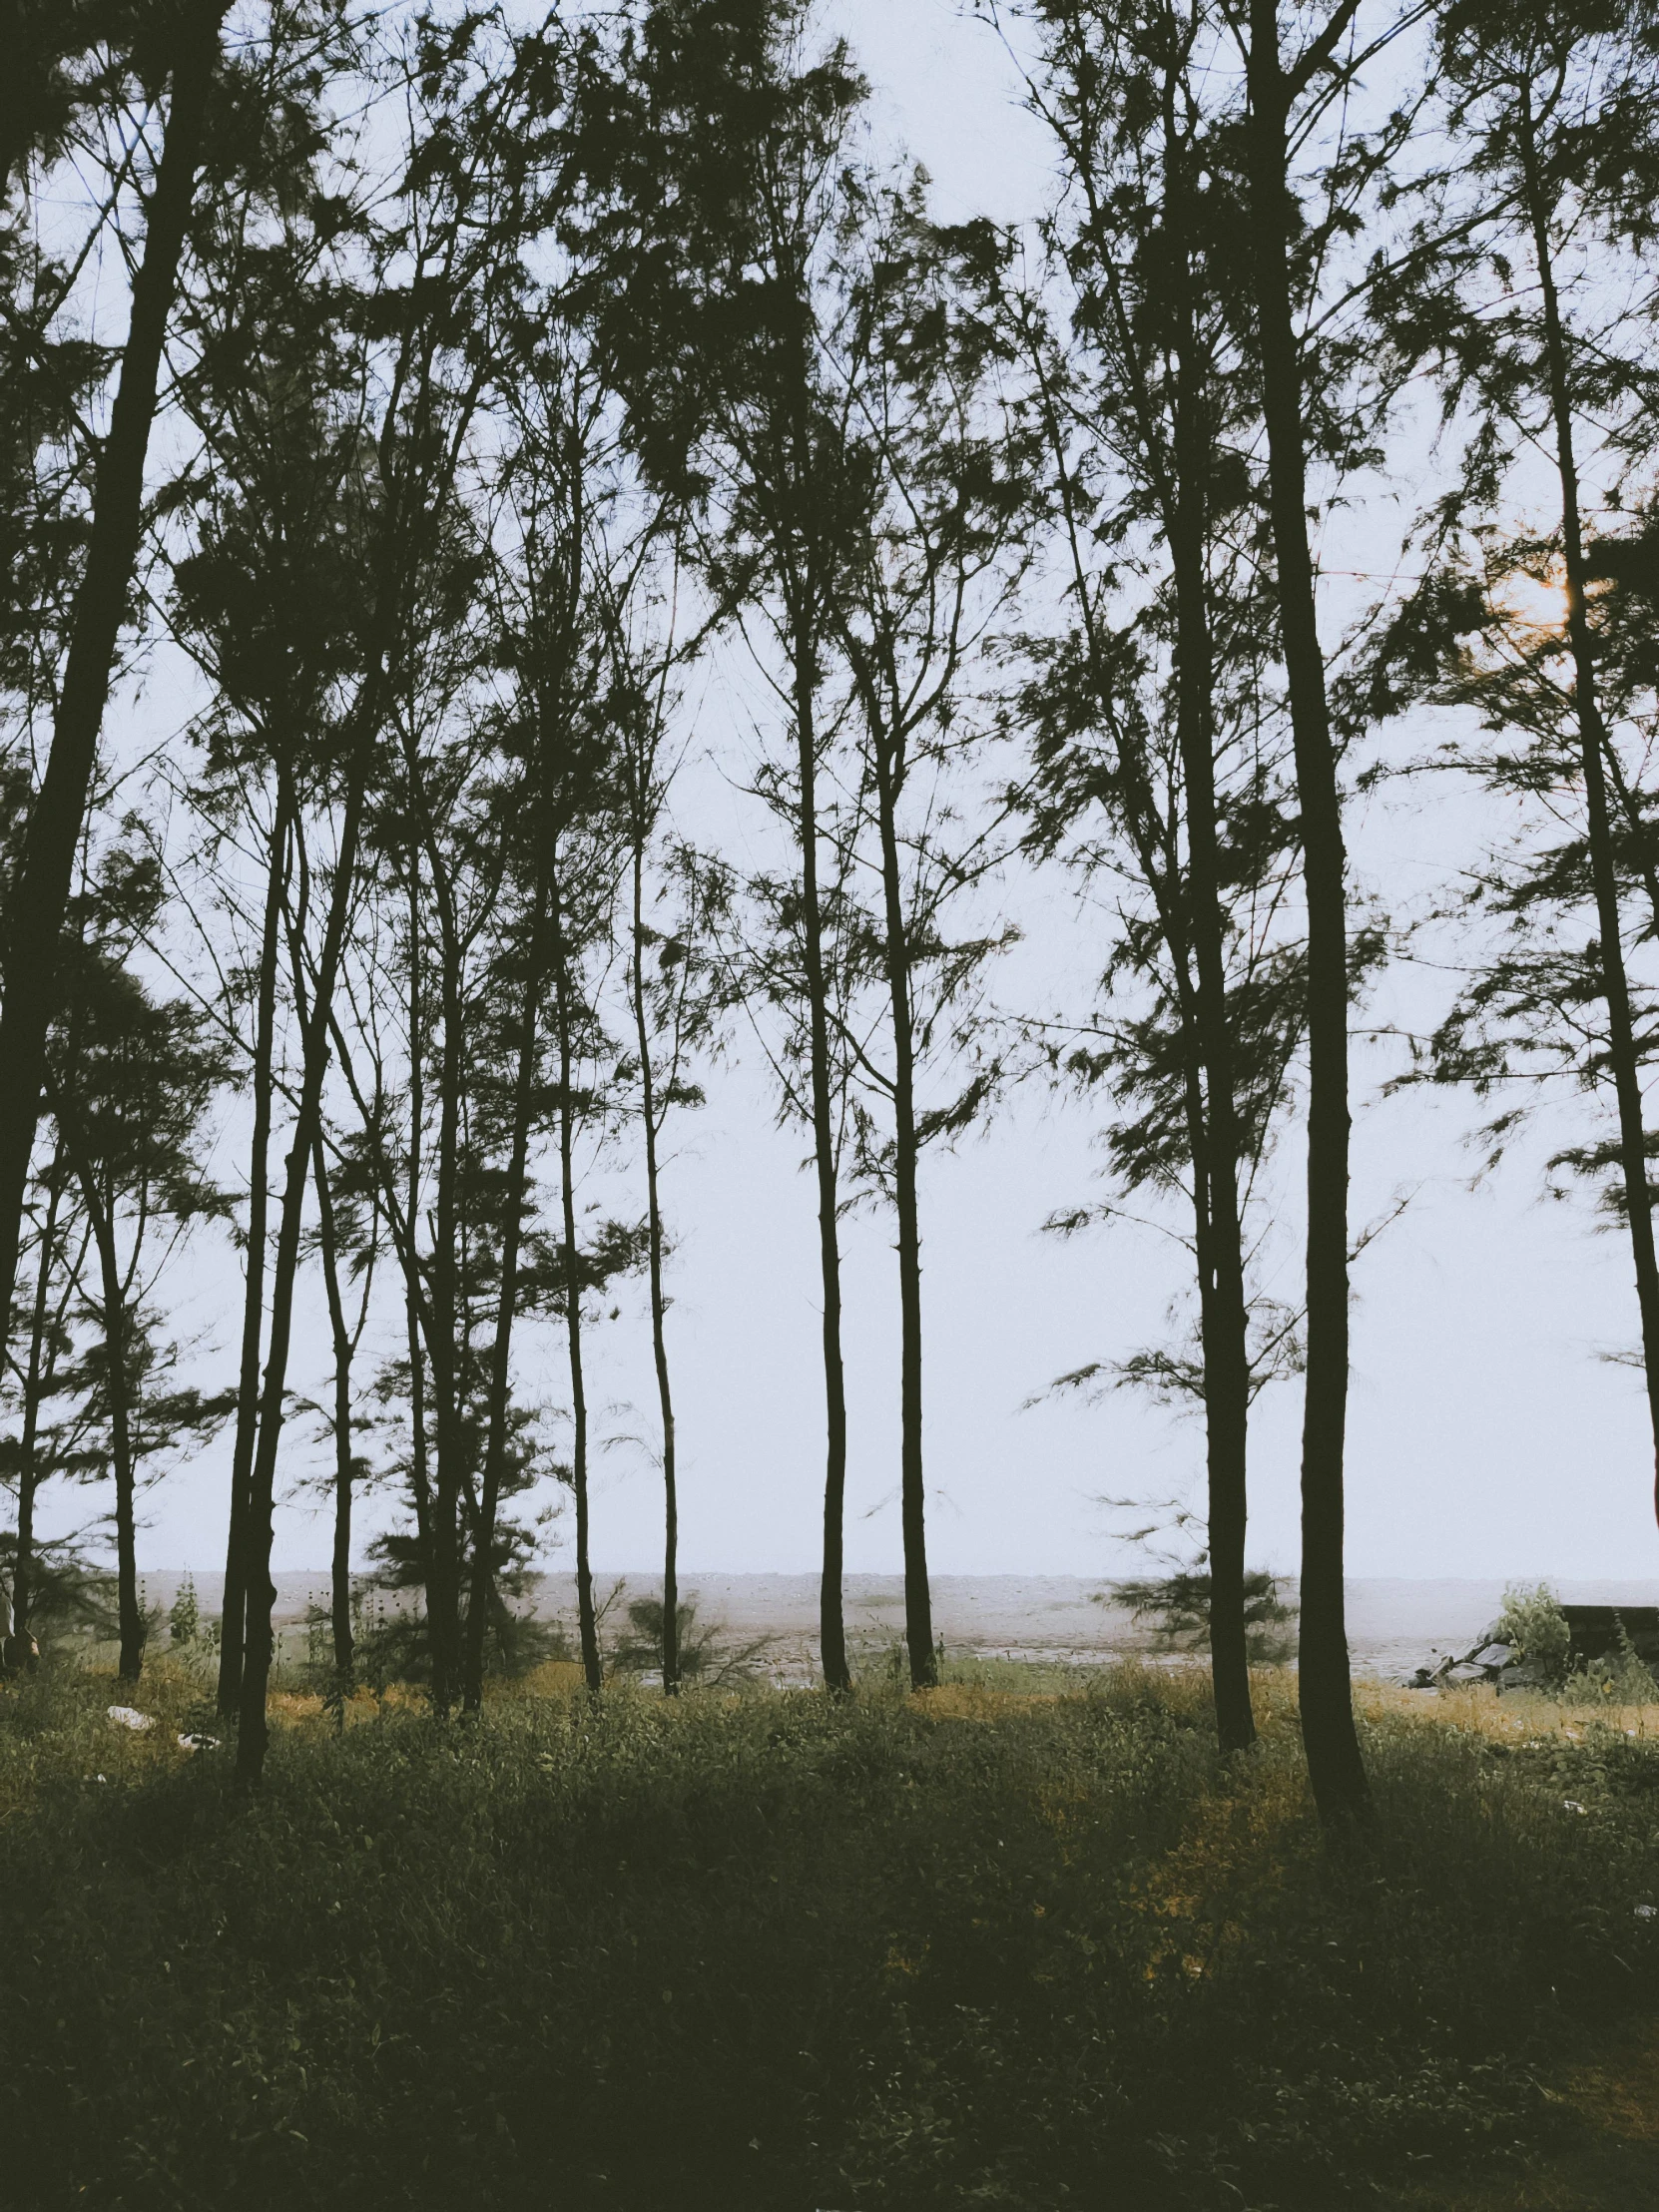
xmin=1399 ymin=1605 xmax=1659 ymax=1693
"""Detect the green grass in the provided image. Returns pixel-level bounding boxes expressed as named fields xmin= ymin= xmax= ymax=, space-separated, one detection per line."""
xmin=1 ymin=1660 xmax=1656 ymax=2209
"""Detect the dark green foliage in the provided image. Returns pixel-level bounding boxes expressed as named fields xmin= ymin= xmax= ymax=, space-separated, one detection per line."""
xmin=167 ymin=1573 xmax=198 ymax=1646
xmin=0 ymin=1668 xmax=1654 ymax=2209
xmin=0 ymin=1536 xmax=116 ymax=1649
xmin=1494 ymin=1580 xmax=1572 ymax=1684
xmin=608 ymin=1592 xmax=776 ymax=1685
xmin=344 ymin=1539 xmax=568 ymax=1692
xmin=1118 ymin=1565 xmax=1299 ymax=1666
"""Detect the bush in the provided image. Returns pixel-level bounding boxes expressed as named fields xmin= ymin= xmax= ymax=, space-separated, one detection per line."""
xmin=167 ymin=1575 xmax=199 ymax=1646
xmin=1494 ymin=1581 xmax=1572 ymax=1684
xmin=1578 ymin=1616 xmax=1658 ymax=1704
xmin=0 ymin=1539 xmax=120 ymax=1655
xmin=606 ymin=1592 xmax=777 ymax=1686
xmin=1116 ymin=1565 xmax=1299 ymax=1665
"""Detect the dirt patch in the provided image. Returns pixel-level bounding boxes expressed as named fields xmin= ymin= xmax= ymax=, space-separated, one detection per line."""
xmin=1384 ymin=2021 xmax=1659 ymax=2211
xmin=1556 ymin=2016 xmax=1659 ymax=2150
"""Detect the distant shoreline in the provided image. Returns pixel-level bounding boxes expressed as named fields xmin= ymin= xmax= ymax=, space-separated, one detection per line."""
xmin=128 ymin=1570 xmax=1659 ymax=1679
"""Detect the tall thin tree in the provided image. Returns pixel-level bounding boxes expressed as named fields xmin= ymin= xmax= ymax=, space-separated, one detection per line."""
xmin=0 ymin=1 xmax=228 ymax=1349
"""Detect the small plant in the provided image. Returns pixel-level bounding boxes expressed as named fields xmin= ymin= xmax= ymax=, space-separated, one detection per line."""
xmin=1493 ymin=1582 xmax=1571 ymax=1685
xmin=1582 ymin=1617 xmax=1657 ymax=1703
xmin=168 ymin=1576 xmax=200 ymax=1647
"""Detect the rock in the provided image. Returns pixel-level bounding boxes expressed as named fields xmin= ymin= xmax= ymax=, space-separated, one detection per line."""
xmin=1468 ymin=1643 xmax=1512 ymax=1669
xmin=107 ymin=1706 xmax=154 ymax=1731
xmin=1563 ymin=1799 xmax=1588 ymax=1815
xmin=1445 ymin=1662 xmax=1489 ymax=1683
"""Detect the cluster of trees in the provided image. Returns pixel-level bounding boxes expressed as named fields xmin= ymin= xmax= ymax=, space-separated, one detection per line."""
xmin=1 ymin=0 xmax=1657 ymax=1824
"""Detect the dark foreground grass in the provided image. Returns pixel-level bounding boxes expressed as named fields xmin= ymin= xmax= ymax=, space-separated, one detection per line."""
xmin=1 ymin=1663 xmax=1657 ymax=2210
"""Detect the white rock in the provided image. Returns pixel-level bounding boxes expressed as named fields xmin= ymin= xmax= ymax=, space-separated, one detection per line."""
xmin=107 ymin=1706 xmax=154 ymax=1731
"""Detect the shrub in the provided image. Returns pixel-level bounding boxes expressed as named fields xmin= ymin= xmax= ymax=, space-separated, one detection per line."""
xmin=1494 ymin=1581 xmax=1572 ymax=1683
xmin=607 ymin=1593 xmax=776 ymax=1686
xmin=167 ymin=1575 xmax=199 ymax=1646
xmin=1115 ymin=1565 xmax=1299 ymax=1664
xmin=1578 ymin=1616 xmax=1658 ymax=1703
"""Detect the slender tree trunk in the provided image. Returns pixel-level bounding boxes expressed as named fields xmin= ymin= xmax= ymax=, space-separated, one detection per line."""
xmin=793 ymin=646 xmax=853 ymax=1695
xmin=1245 ymin=1 xmax=1368 ymax=1824
xmin=60 ymin=1138 xmax=142 ymax=1681
xmin=424 ymin=912 xmax=465 ymax=1711
xmin=868 ymin=720 xmax=935 ymax=1689
xmin=98 ymin=1223 xmax=142 ymax=1681
xmin=10 ymin=1154 xmax=64 ymax=1658
xmin=630 ymin=837 xmax=681 ymax=1693
xmin=1030 ymin=277 xmax=1252 ymax=1740
xmin=553 ymin=897 xmax=601 ymax=1695
xmin=0 ymin=3 xmax=226 ymax=1345
xmin=401 ymin=731 xmax=468 ymax=1712
xmin=1517 ymin=100 xmax=1659 ymax=1524
xmin=237 ymin=770 xmax=369 ymax=1784
xmin=218 ymin=780 xmax=289 ymax=1715
xmin=462 ymin=897 xmax=545 ymax=1713
xmin=406 ymin=1284 xmax=432 ymax=1558
xmin=403 ymin=870 xmax=434 ymax=1587
xmin=310 ymin=1128 xmax=354 ymax=1687
xmin=1165 ymin=143 xmax=1256 ymax=1755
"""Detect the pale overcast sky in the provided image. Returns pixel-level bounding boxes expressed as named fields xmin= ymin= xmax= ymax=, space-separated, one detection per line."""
xmin=119 ymin=0 xmax=1659 ymax=1589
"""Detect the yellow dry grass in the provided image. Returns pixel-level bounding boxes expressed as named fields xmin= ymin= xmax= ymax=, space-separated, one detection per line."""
xmin=1361 ymin=1677 xmax=1659 ymax=1744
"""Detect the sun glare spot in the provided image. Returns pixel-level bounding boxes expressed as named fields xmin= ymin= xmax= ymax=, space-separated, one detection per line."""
xmin=1500 ymin=568 xmax=1571 ymax=632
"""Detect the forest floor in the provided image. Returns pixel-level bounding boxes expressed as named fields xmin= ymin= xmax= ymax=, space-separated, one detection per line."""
xmin=1 ymin=1658 xmax=1657 ymax=2210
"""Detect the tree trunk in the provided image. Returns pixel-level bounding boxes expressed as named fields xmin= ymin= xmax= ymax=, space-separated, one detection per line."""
xmin=1245 ymin=0 xmax=1368 ymax=1824
xmin=794 ymin=649 xmax=853 ymax=1696
xmin=237 ymin=769 xmax=368 ymax=1784
xmin=424 ymin=908 xmax=465 ymax=1712
xmin=0 ymin=2 xmax=225 ymax=1347
xmin=868 ymin=717 xmax=935 ymax=1689
xmin=310 ymin=1128 xmax=354 ymax=1688
xmin=1028 ymin=276 xmax=1253 ymax=1745
xmin=60 ymin=1134 xmax=142 ymax=1681
xmin=1164 ymin=117 xmax=1256 ymax=1755
xmin=1517 ymin=97 xmax=1659 ymax=1529
xmin=630 ymin=837 xmax=681 ymax=1694
xmin=218 ymin=779 xmax=289 ymax=1715
xmin=553 ymin=881 xmax=601 ymax=1695
xmin=462 ymin=900 xmax=545 ymax=1713
xmin=100 ymin=1226 xmax=142 ymax=1682
xmin=402 ymin=868 xmax=435 ymax=1597
xmin=1169 ymin=567 xmax=1256 ymax=1752
xmin=11 ymin=1152 xmax=65 ymax=1656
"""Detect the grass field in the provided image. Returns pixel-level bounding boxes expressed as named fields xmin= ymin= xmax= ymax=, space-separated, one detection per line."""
xmin=2 ymin=1658 xmax=1657 ymax=2209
